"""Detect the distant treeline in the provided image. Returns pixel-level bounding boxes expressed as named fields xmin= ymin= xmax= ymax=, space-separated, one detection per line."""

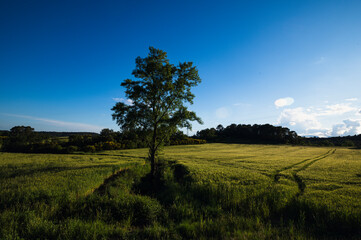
xmin=2 ymin=123 xmax=359 ymax=154
xmin=37 ymin=131 xmax=99 ymax=137
xmin=306 ymin=135 xmax=360 ymax=147
xmin=195 ymin=124 xmax=299 ymax=144
xmin=0 ymin=126 xmax=205 ymax=154
xmin=0 ymin=130 xmax=99 ymax=138
xmin=194 ymin=123 xmax=361 ymax=147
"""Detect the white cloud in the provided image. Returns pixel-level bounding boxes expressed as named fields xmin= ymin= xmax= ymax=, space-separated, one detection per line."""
xmin=299 ymin=129 xmax=330 ymax=138
xmin=274 ymin=97 xmax=294 ymax=108
xmin=1 ymin=113 xmax=103 ymax=132
xmin=277 ymin=107 xmax=322 ymax=131
xmin=316 ymin=103 xmax=356 ymax=116
xmin=345 ymin=98 xmax=358 ymax=102
xmin=112 ymin=98 xmax=134 ymax=105
xmin=308 ymin=131 xmax=329 ymax=138
xmin=277 ymin=100 xmax=361 ymax=137
xmin=215 ymin=107 xmax=230 ymax=119
xmin=331 ymin=119 xmax=361 ymax=136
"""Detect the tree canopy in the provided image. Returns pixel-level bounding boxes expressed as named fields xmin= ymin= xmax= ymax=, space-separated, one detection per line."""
xmin=112 ymin=47 xmax=202 ymax=176
xmin=196 ymin=123 xmax=299 ymax=144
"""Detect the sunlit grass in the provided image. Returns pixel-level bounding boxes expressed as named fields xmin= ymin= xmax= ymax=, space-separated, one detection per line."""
xmin=1 ymin=144 xmax=360 ymax=239
xmin=0 ymin=152 xmax=144 ymax=205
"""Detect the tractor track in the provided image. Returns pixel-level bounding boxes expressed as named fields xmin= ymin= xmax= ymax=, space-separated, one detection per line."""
xmin=273 ymin=149 xmax=336 ymax=196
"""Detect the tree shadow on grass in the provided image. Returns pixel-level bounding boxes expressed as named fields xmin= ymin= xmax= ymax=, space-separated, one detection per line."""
xmin=275 ymin=197 xmax=361 ymax=239
xmin=132 ymin=161 xmax=361 ymax=239
xmin=41 ymin=161 xmax=361 ymax=239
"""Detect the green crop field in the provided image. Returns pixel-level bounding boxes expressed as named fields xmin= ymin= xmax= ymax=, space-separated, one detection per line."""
xmin=164 ymin=144 xmax=361 ymax=219
xmin=1 ymin=144 xmax=361 ymax=239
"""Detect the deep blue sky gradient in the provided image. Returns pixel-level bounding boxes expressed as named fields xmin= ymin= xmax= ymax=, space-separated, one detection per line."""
xmin=1 ymin=0 xmax=361 ymax=135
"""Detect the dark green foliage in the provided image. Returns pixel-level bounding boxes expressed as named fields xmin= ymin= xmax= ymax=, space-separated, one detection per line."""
xmin=170 ymin=138 xmax=206 ymax=145
xmin=66 ymin=145 xmax=78 ymax=153
xmin=319 ymin=139 xmax=334 ymax=146
xmin=196 ymin=123 xmax=300 ymax=144
xmin=2 ymin=127 xmax=126 ymax=153
xmin=99 ymin=128 xmax=116 ymax=142
xmin=2 ymin=122 xmax=361 ymax=154
xmin=112 ymin=47 xmax=202 ymax=177
xmin=68 ymin=134 xmax=94 ymax=147
xmin=8 ymin=126 xmax=37 ymax=143
xmin=3 ymin=126 xmax=43 ymax=152
xmin=307 ymin=135 xmax=361 ymax=147
xmin=83 ymin=145 xmax=96 ymax=153
xmin=169 ymin=130 xmax=206 ymax=145
xmin=341 ymin=139 xmax=355 ymax=147
xmin=172 ymin=164 xmax=192 ymax=184
xmin=0 ymin=136 xmax=4 ymax=150
xmin=1 ymin=125 xmax=205 ymax=154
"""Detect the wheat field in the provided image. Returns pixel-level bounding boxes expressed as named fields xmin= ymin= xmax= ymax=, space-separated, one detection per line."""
xmin=1 ymin=144 xmax=360 ymax=239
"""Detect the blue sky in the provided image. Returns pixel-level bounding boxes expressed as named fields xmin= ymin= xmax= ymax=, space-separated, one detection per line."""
xmin=1 ymin=0 xmax=361 ymax=136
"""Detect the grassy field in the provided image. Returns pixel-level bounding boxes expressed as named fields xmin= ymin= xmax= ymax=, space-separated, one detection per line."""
xmin=1 ymin=144 xmax=360 ymax=239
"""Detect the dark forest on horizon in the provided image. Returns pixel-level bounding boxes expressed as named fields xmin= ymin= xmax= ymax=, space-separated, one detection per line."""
xmin=0 ymin=123 xmax=359 ymax=154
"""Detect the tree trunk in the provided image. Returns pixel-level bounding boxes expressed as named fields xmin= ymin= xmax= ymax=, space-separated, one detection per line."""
xmin=150 ymin=148 xmax=156 ymax=178
xmin=150 ymin=123 xmax=157 ymax=178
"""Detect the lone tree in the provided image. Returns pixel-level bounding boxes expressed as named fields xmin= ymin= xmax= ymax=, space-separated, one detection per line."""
xmin=112 ymin=47 xmax=202 ymax=177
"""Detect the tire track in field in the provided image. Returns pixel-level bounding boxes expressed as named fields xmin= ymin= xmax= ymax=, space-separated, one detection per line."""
xmin=85 ymin=162 xmax=146 ymax=197
xmin=273 ymin=149 xmax=336 ymax=195
xmin=273 ymin=149 xmax=334 ymax=182
xmin=292 ymin=149 xmax=336 ymax=195
xmin=83 ymin=167 xmax=132 ymax=197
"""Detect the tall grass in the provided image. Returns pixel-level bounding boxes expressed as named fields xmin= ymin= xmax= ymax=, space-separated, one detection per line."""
xmin=1 ymin=144 xmax=361 ymax=239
